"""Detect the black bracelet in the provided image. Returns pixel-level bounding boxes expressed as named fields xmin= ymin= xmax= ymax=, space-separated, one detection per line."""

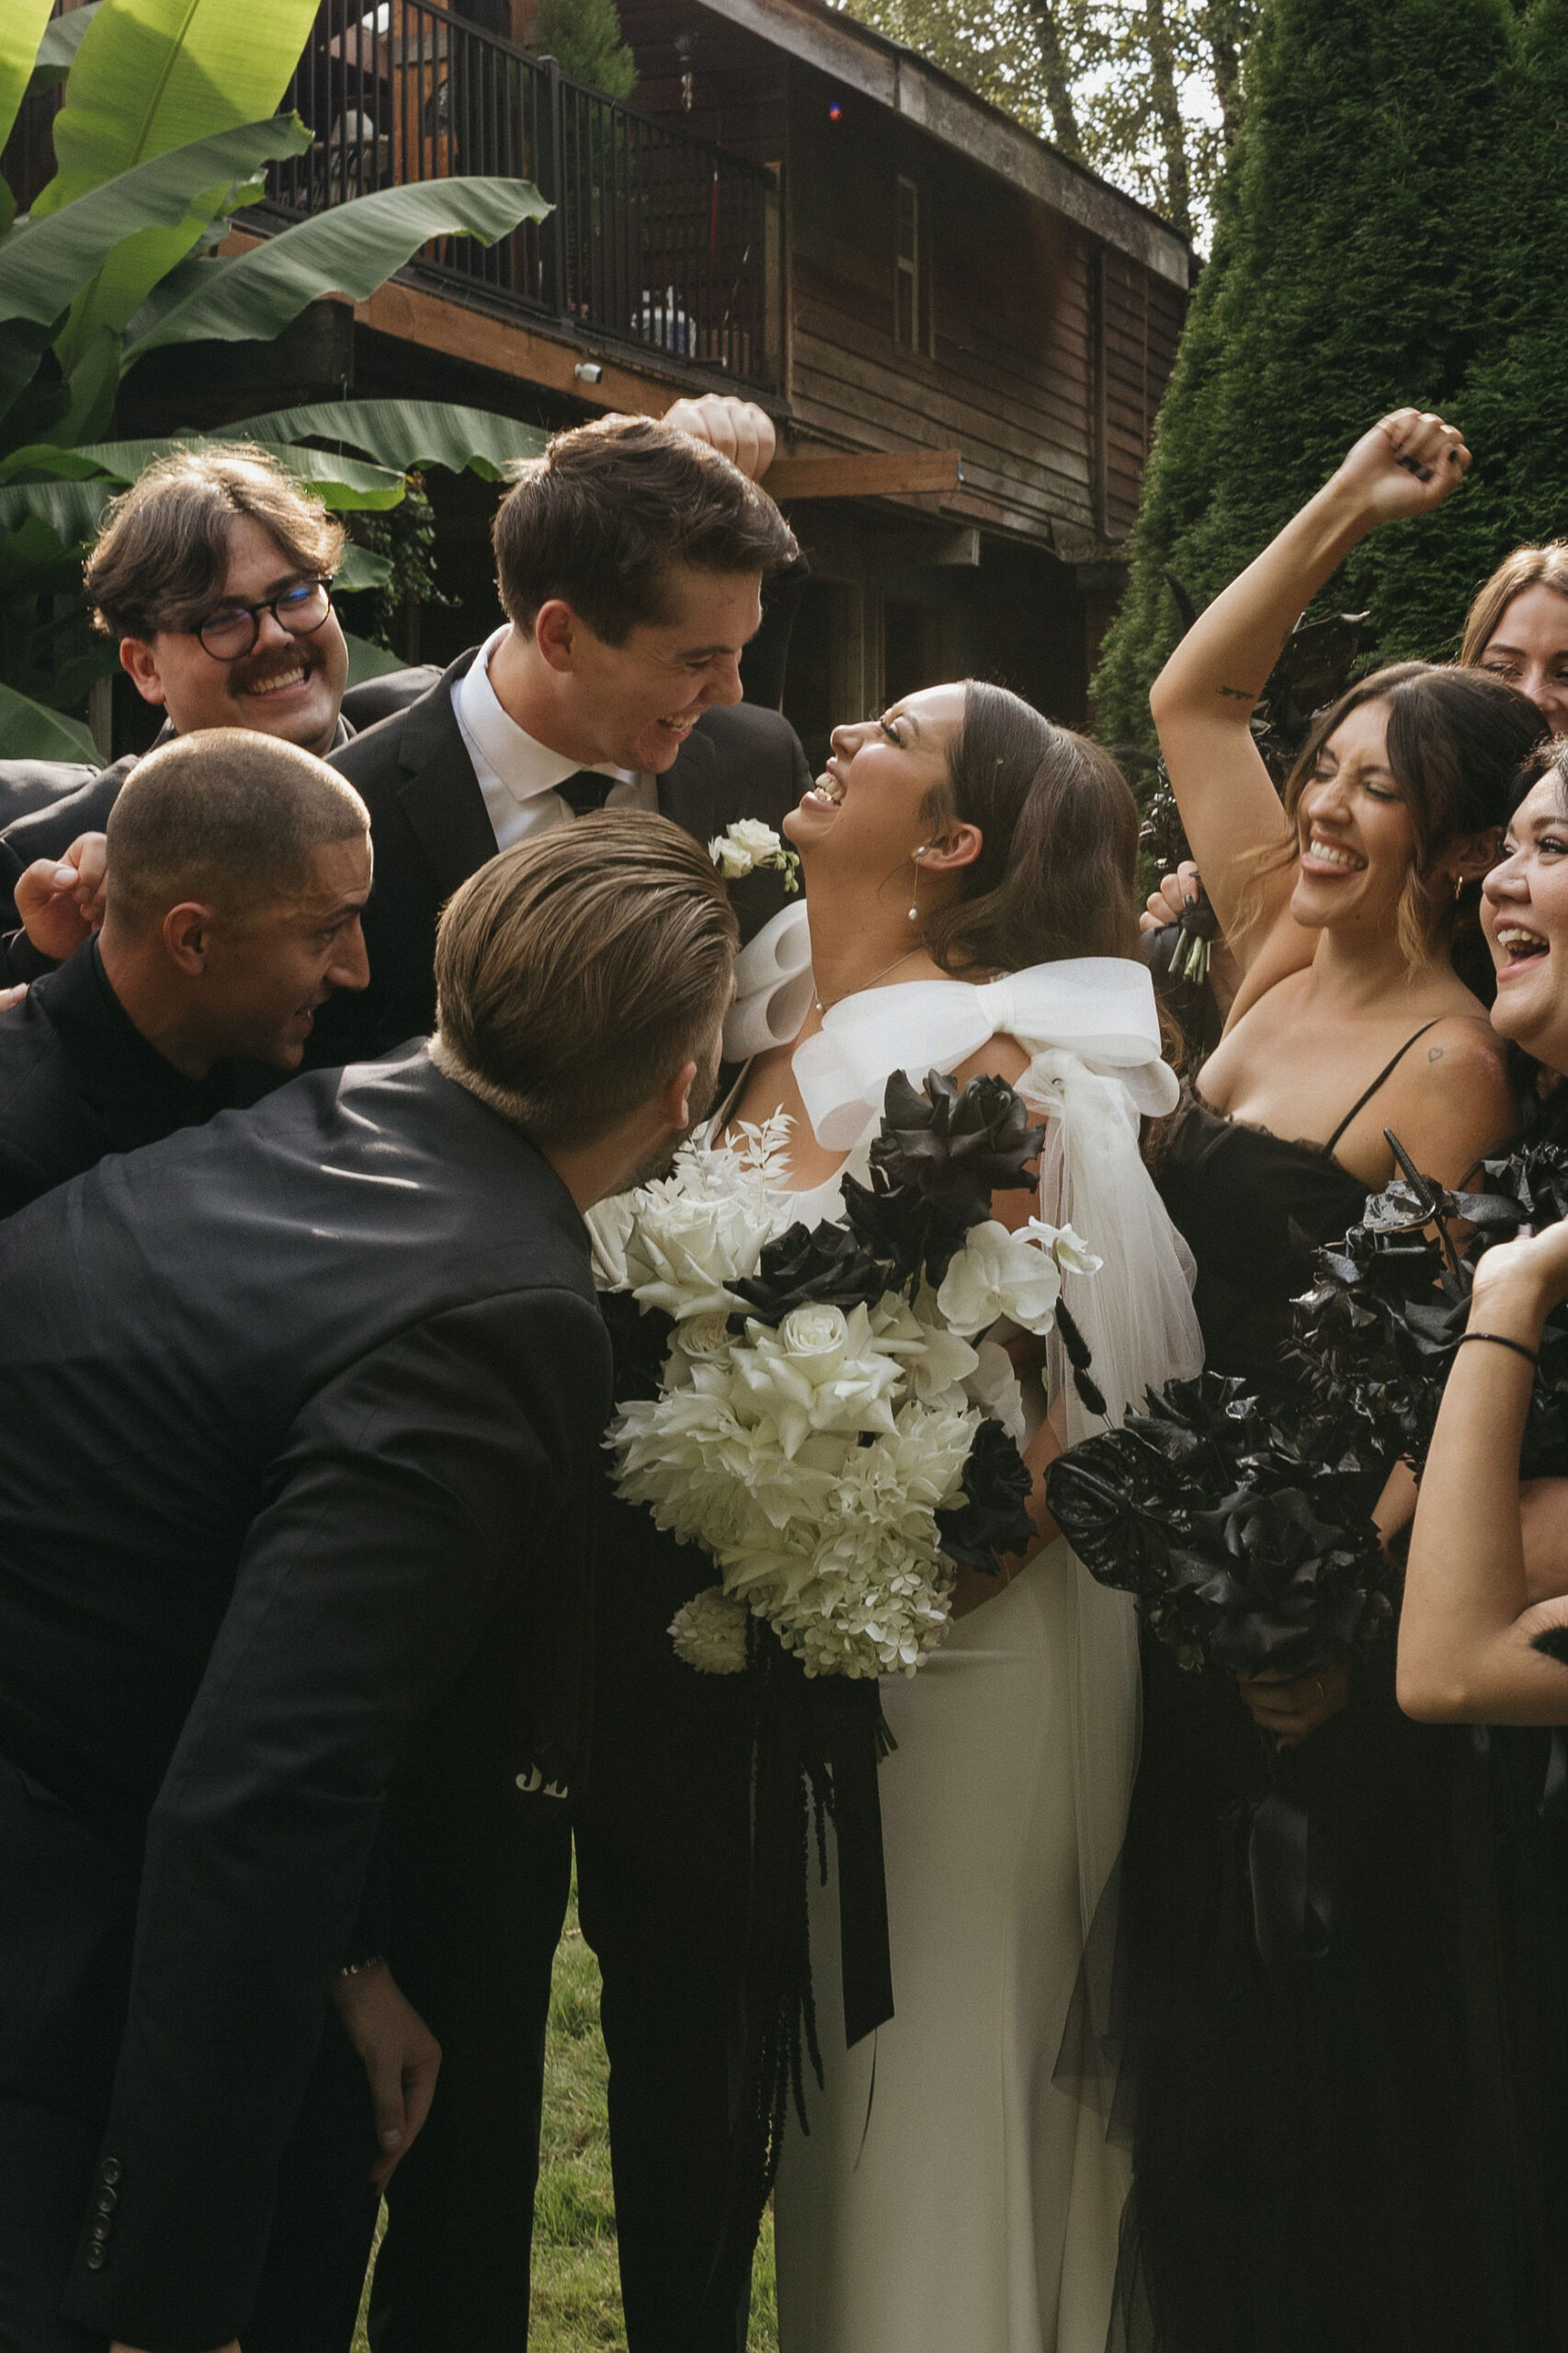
xmin=1456 ymin=1331 xmax=1540 ymax=1370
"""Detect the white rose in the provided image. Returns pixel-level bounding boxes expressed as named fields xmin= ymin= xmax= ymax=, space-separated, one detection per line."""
xmin=729 ymin=817 xmax=784 ymax=862
xmin=668 ymin=1312 xmax=734 ymax=1373
xmin=623 ymin=1188 xmax=773 ymax=1319
xmin=585 ymin=1189 xmax=638 ymax=1291
xmin=936 ymin=1221 xmax=1063 ymax=1337
xmin=669 ymin=1586 xmax=750 ymax=1674
xmin=730 ymin=1301 xmax=902 ymax=1457
xmin=869 ymin=1290 xmax=980 ymax=1404
xmin=1023 ymin=1217 xmax=1103 ymax=1277
xmin=709 ymin=818 xmax=784 ymax=879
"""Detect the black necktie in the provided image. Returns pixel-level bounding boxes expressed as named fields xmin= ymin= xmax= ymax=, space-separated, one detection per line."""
xmin=556 ymin=769 xmax=616 ymax=817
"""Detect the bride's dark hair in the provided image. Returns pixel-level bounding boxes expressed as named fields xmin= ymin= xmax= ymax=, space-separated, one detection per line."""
xmin=919 ymin=680 xmax=1140 ymax=974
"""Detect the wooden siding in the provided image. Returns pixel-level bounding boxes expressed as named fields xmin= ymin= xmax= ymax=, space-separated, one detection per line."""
xmin=780 ymin=57 xmax=1182 ymax=552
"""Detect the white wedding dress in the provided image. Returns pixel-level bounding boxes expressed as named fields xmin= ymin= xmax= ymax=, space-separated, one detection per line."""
xmin=719 ymin=906 xmax=1202 ymax=2353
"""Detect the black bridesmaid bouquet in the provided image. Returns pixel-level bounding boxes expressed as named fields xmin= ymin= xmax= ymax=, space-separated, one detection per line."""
xmin=1290 ymin=1131 xmax=1568 ymax=1479
xmin=1045 ymin=1371 xmax=1394 ymax=1676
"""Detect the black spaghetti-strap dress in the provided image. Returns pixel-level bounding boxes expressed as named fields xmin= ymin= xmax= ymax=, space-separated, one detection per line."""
xmin=1117 ymin=1032 xmax=1568 ymax=2353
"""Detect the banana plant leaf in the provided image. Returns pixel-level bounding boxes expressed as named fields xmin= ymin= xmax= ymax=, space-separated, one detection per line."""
xmin=239 ymin=401 xmax=550 ymax=479
xmin=0 ymin=431 xmax=404 ymax=518
xmin=0 ymin=0 xmax=57 ymax=169
xmin=0 ymin=117 xmax=311 ymax=329
xmin=335 ymin=542 xmax=393 ymax=593
xmin=31 ymin=0 xmax=323 ymax=379
xmin=342 ymin=631 xmax=405 ymax=686
xmin=0 ymin=681 xmax=99 ymax=764
xmin=122 ymin=176 xmax=550 ymax=360
xmin=0 ymin=512 xmax=85 ymax=596
xmin=25 ymin=5 xmax=103 ymax=100
xmin=0 ymin=475 xmax=115 ymax=540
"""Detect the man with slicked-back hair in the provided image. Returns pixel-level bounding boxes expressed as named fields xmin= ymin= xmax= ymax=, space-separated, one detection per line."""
xmin=0 ymin=814 xmax=735 ymax=2353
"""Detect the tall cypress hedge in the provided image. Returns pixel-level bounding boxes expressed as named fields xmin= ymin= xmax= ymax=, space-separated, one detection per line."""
xmin=1093 ymin=0 xmax=1566 ymax=746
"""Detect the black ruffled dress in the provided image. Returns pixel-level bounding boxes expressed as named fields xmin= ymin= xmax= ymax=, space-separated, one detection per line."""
xmin=1115 ymin=1058 xmax=1568 ymax=2353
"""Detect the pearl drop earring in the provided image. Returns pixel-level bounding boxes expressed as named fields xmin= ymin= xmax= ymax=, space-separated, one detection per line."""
xmin=909 ymin=847 xmax=926 ymax=923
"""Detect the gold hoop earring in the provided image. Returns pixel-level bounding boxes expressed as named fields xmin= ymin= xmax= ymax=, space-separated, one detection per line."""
xmin=909 ymin=847 xmax=926 ymax=924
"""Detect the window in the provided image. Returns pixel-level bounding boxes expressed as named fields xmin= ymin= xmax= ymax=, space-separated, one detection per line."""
xmin=895 ymin=176 xmax=919 ymax=349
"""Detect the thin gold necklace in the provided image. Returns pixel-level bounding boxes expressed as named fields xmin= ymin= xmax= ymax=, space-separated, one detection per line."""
xmin=813 ymin=948 xmax=922 ymax=1018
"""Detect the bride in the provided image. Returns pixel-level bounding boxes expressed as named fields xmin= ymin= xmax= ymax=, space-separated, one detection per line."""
xmin=712 ymin=679 xmax=1201 ymax=2353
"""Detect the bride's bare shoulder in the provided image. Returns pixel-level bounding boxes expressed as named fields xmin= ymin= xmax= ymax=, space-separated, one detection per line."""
xmin=950 ymin=1031 xmax=1031 ymax=1089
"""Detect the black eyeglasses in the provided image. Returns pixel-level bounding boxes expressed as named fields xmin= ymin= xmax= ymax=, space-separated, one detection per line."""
xmin=195 ymin=579 xmax=333 ymax=660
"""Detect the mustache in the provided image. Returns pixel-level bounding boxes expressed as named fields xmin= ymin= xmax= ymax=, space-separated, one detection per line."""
xmin=227 ymin=642 xmax=321 ymax=693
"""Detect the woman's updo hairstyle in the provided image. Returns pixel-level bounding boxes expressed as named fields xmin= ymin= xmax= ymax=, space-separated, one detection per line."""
xmin=1250 ymin=662 xmax=1548 ymax=988
xmin=918 ymin=680 xmax=1140 ymax=975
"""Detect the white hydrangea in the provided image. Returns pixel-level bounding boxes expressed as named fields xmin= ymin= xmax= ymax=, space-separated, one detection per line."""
xmin=669 ymin=1585 xmax=750 ymax=1674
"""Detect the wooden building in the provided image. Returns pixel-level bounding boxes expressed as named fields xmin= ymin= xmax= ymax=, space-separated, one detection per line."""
xmin=39 ymin=0 xmax=1192 ymax=756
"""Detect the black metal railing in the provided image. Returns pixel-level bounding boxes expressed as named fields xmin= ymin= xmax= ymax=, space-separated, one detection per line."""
xmin=266 ymin=1 xmax=774 ymax=384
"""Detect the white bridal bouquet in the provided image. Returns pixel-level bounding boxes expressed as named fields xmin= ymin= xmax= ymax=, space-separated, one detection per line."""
xmin=589 ymin=1068 xmax=1101 ymax=2230
xmin=589 ymin=1071 xmax=1099 ymax=1683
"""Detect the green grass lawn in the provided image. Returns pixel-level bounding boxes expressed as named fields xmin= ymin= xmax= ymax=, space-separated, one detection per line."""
xmin=353 ymin=1878 xmax=778 ymax=2352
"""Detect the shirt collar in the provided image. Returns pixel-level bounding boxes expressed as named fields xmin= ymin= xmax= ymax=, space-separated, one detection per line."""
xmin=454 ymin=626 xmax=621 ymax=804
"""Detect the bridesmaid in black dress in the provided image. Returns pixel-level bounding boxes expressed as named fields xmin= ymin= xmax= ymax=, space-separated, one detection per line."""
xmin=1120 ymin=410 xmax=1551 ymax=2353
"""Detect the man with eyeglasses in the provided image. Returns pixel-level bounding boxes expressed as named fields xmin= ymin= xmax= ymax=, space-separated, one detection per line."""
xmin=0 ymin=444 xmax=435 ymax=979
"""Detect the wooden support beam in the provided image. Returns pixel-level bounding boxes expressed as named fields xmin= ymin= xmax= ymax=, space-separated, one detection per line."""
xmin=765 ymin=449 xmax=962 ymax=500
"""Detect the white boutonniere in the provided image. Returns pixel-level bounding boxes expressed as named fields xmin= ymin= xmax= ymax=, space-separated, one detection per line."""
xmin=709 ymin=818 xmax=801 ymax=894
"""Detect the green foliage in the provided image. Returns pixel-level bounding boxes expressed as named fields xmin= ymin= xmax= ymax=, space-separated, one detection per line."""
xmin=1092 ymin=0 xmax=1559 ymax=746
xmin=341 ymin=478 xmax=460 ymax=657
xmin=532 ymin=0 xmax=638 ymax=104
xmin=0 ymin=0 xmax=550 ymax=759
xmin=834 ymin=0 xmax=1259 ymax=235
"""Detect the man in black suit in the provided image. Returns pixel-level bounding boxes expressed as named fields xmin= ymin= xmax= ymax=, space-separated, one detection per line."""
xmin=320 ymin=404 xmax=806 ymax=1063
xmin=0 ymin=731 xmax=371 ymax=1215
xmin=0 ymin=443 xmax=436 ymax=973
xmin=324 ymin=407 xmax=805 ymax=2353
xmin=0 ymin=813 xmax=736 ymax=2353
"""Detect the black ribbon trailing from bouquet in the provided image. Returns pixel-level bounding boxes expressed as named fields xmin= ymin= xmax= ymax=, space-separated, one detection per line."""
xmin=1214 ymin=1741 xmax=1335 ymax=1983
xmin=824 ymin=1677 xmax=895 ymax=2047
xmin=700 ymin=1646 xmax=896 ymax=2328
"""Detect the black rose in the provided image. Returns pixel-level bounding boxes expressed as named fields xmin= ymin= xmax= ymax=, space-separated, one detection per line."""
xmin=1166 ymin=1483 xmax=1385 ymax=1677
xmin=839 ymin=1163 xmax=974 ymax=1289
xmin=937 ymin=1419 xmax=1036 ymax=1574
xmin=869 ymin=1070 xmax=1045 ymax=1226
xmin=729 ymin=1220 xmax=894 ymax=1326
xmin=599 ymin=1288 xmax=675 ymax=1404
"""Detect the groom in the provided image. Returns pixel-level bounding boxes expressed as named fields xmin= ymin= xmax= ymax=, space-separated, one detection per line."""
xmin=0 ymin=814 xmax=736 ymax=2353
xmin=319 ymin=409 xmax=807 ymax=2350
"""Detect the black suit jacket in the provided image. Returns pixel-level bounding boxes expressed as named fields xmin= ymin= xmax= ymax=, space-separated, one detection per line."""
xmin=0 ymin=1048 xmax=610 ymax=2347
xmin=0 ymin=938 xmax=273 ymax=1213
xmin=316 ymin=653 xmax=811 ymax=1065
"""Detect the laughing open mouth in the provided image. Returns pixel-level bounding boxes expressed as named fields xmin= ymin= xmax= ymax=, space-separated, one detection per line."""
xmin=1497 ymin=924 xmax=1550 ymax=961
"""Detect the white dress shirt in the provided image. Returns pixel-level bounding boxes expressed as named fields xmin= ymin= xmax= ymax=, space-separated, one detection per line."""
xmin=452 ymin=627 xmax=658 ymax=849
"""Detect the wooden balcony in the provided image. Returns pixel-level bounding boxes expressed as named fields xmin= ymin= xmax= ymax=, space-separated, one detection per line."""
xmin=263 ymin=3 xmax=777 ymax=389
